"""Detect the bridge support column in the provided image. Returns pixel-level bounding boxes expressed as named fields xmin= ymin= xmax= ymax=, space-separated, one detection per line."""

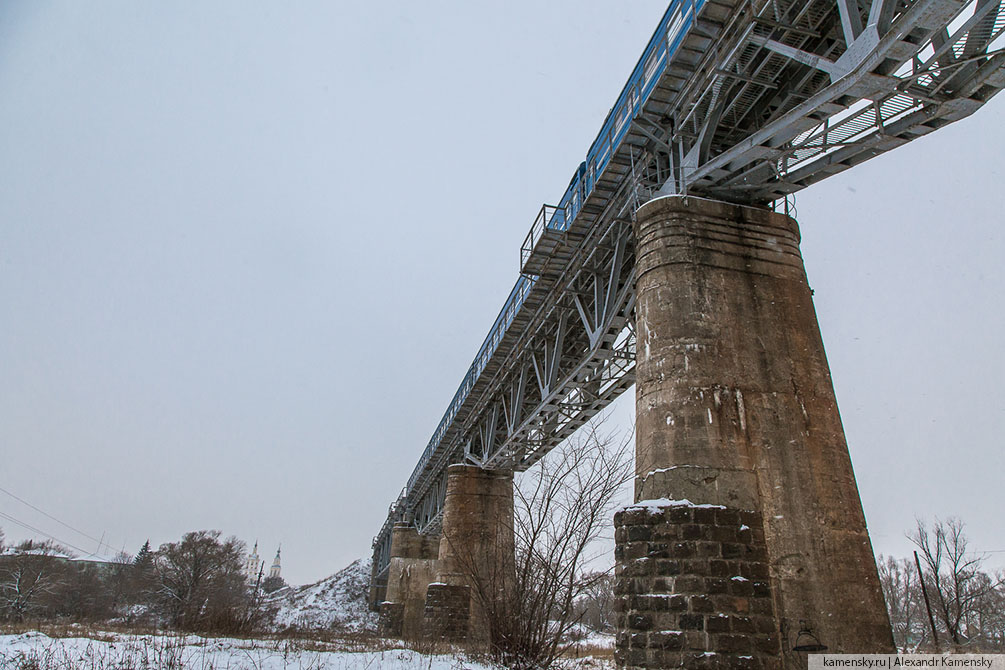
xmin=368 ymin=553 xmax=385 ymax=611
xmin=616 ymin=195 xmax=893 ymax=669
xmin=379 ymin=522 xmax=440 ymax=640
xmin=430 ymin=464 xmax=514 ymax=647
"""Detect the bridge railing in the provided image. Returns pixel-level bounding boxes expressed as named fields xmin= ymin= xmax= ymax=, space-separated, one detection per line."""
xmin=520 ymin=204 xmax=566 ymax=273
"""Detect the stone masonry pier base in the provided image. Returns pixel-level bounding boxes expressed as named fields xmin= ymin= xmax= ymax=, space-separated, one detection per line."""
xmin=618 ymin=195 xmax=894 ymax=669
xmin=431 ymin=464 xmax=514 ymax=647
xmin=379 ymin=522 xmax=440 ymax=640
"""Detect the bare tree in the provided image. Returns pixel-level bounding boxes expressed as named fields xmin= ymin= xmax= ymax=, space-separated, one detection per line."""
xmin=0 ymin=540 xmax=68 ymax=622
xmin=459 ymin=417 xmax=632 ymax=669
xmin=152 ymin=530 xmax=253 ymax=632
xmin=572 ymin=570 xmax=616 ymax=634
xmin=878 ymin=555 xmax=925 ymax=650
xmin=966 ymin=570 xmax=1005 ymax=648
xmin=49 ymin=561 xmax=117 ymax=621
xmin=980 ymin=570 xmax=1005 ymax=649
xmin=910 ymin=517 xmax=1003 ymax=650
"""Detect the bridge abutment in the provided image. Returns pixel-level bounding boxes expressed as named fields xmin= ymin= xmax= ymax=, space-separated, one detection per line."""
xmin=432 ymin=463 xmax=514 ymax=647
xmin=379 ymin=522 xmax=440 ymax=640
xmin=618 ymin=195 xmax=893 ymax=669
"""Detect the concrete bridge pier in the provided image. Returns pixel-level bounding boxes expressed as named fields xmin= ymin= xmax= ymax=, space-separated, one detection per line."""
xmin=615 ymin=195 xmax=893 ymax=669
xmin=379 ymin=522 xmax=440 ymax=639
xmin=429 ymin=463 xmax=514 ymax=646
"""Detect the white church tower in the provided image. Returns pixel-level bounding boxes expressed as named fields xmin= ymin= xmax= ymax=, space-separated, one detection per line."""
xmin=269 ymin=545 xmax=281 ymax=580
xmin=246 ymin=541 xmax=261 ymax=582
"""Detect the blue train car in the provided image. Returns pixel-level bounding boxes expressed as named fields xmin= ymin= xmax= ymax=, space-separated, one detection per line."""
xmin=548 ymin=162 xmax=587 ymax=232
xmin=547 ymin=0 xmax=704 ymax=235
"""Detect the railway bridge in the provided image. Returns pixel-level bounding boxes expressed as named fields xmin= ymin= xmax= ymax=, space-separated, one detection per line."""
xmin=368 ymin=0 xmax=1004 ymax=666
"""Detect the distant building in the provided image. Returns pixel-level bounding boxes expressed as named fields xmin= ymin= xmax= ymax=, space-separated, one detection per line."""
xmin=0 ymin=542 xmax=120 ymax=576
xmin=269 ymin=545 xmax=281 ymax=580
xmin=246 ymin=541 xmax=282 ymax=584
xmin=246 ymin=541 xmax=261 ymax=582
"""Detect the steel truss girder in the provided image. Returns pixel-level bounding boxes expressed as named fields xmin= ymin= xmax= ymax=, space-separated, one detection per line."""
xmin=392 ymin=143 xmax=649 ymax=530
xmin=374 ymin=174 xmax=644 ymax=567
xmin=407 ymin=221 xmax=638 ymax=537
xmin=647 ymin=0 xmax=1005 ymax=202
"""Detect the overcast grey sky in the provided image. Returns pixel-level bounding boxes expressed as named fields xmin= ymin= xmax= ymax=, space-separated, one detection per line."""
xmin=1 ymin=2 xmax=1002 ymax=586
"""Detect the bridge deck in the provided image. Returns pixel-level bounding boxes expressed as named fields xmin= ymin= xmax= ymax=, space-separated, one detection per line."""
xmin=372 ymin=0 xmax=1005 ymax=581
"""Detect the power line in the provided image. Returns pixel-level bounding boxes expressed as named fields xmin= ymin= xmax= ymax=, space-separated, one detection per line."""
xmin=0 ymin=483 xmax=106 ymax=550
xmin=0 ymin=509 xmax=96 ymax=557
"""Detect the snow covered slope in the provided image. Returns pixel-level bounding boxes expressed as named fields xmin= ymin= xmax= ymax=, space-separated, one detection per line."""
xmin=266 ymin=557 xmax=378 ymax=632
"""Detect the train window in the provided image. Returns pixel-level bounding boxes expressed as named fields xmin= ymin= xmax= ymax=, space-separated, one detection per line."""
xmin=551 ymin=208 xmax=564 ymax=230
xmin=666 ymin=6 xmax=685 ymax=49
xmin=614 ymin=103 xmax=628 ymax=137
xmin=644 ymin=45 xmax=663 ymax=85
xmin=598 ymin=135 xmax=611 ymax=170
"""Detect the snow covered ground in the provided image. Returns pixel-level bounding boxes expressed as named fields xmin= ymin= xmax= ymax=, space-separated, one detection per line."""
xmin=265 ymin=557 xmax=378 ymax=632
xmin=0 ymin=557 xmax=614 ymax=669
xmin=0 ymin=630 xmax=490 ymax=670
xmin=0 ymin=630 xmax=615 ymax=669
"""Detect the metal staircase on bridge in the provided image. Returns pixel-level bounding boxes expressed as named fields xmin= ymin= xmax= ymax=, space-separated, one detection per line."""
xmin=372 ymin=0 xmax=1005 ymax=584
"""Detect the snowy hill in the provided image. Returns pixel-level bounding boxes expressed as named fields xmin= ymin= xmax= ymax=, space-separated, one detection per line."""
xmin=265 ymin=557 xmax=378 ymax=632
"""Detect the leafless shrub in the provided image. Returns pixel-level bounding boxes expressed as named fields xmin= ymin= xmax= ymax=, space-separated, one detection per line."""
xmin=459 ymin=416 xmax=632 ymax=669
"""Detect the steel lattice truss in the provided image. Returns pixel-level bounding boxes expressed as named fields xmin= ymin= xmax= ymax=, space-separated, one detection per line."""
xmin=648 ymin=0 xmax=1005 ymax=200
xmin=372 ymin=0 xmax=1005 ymax=582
